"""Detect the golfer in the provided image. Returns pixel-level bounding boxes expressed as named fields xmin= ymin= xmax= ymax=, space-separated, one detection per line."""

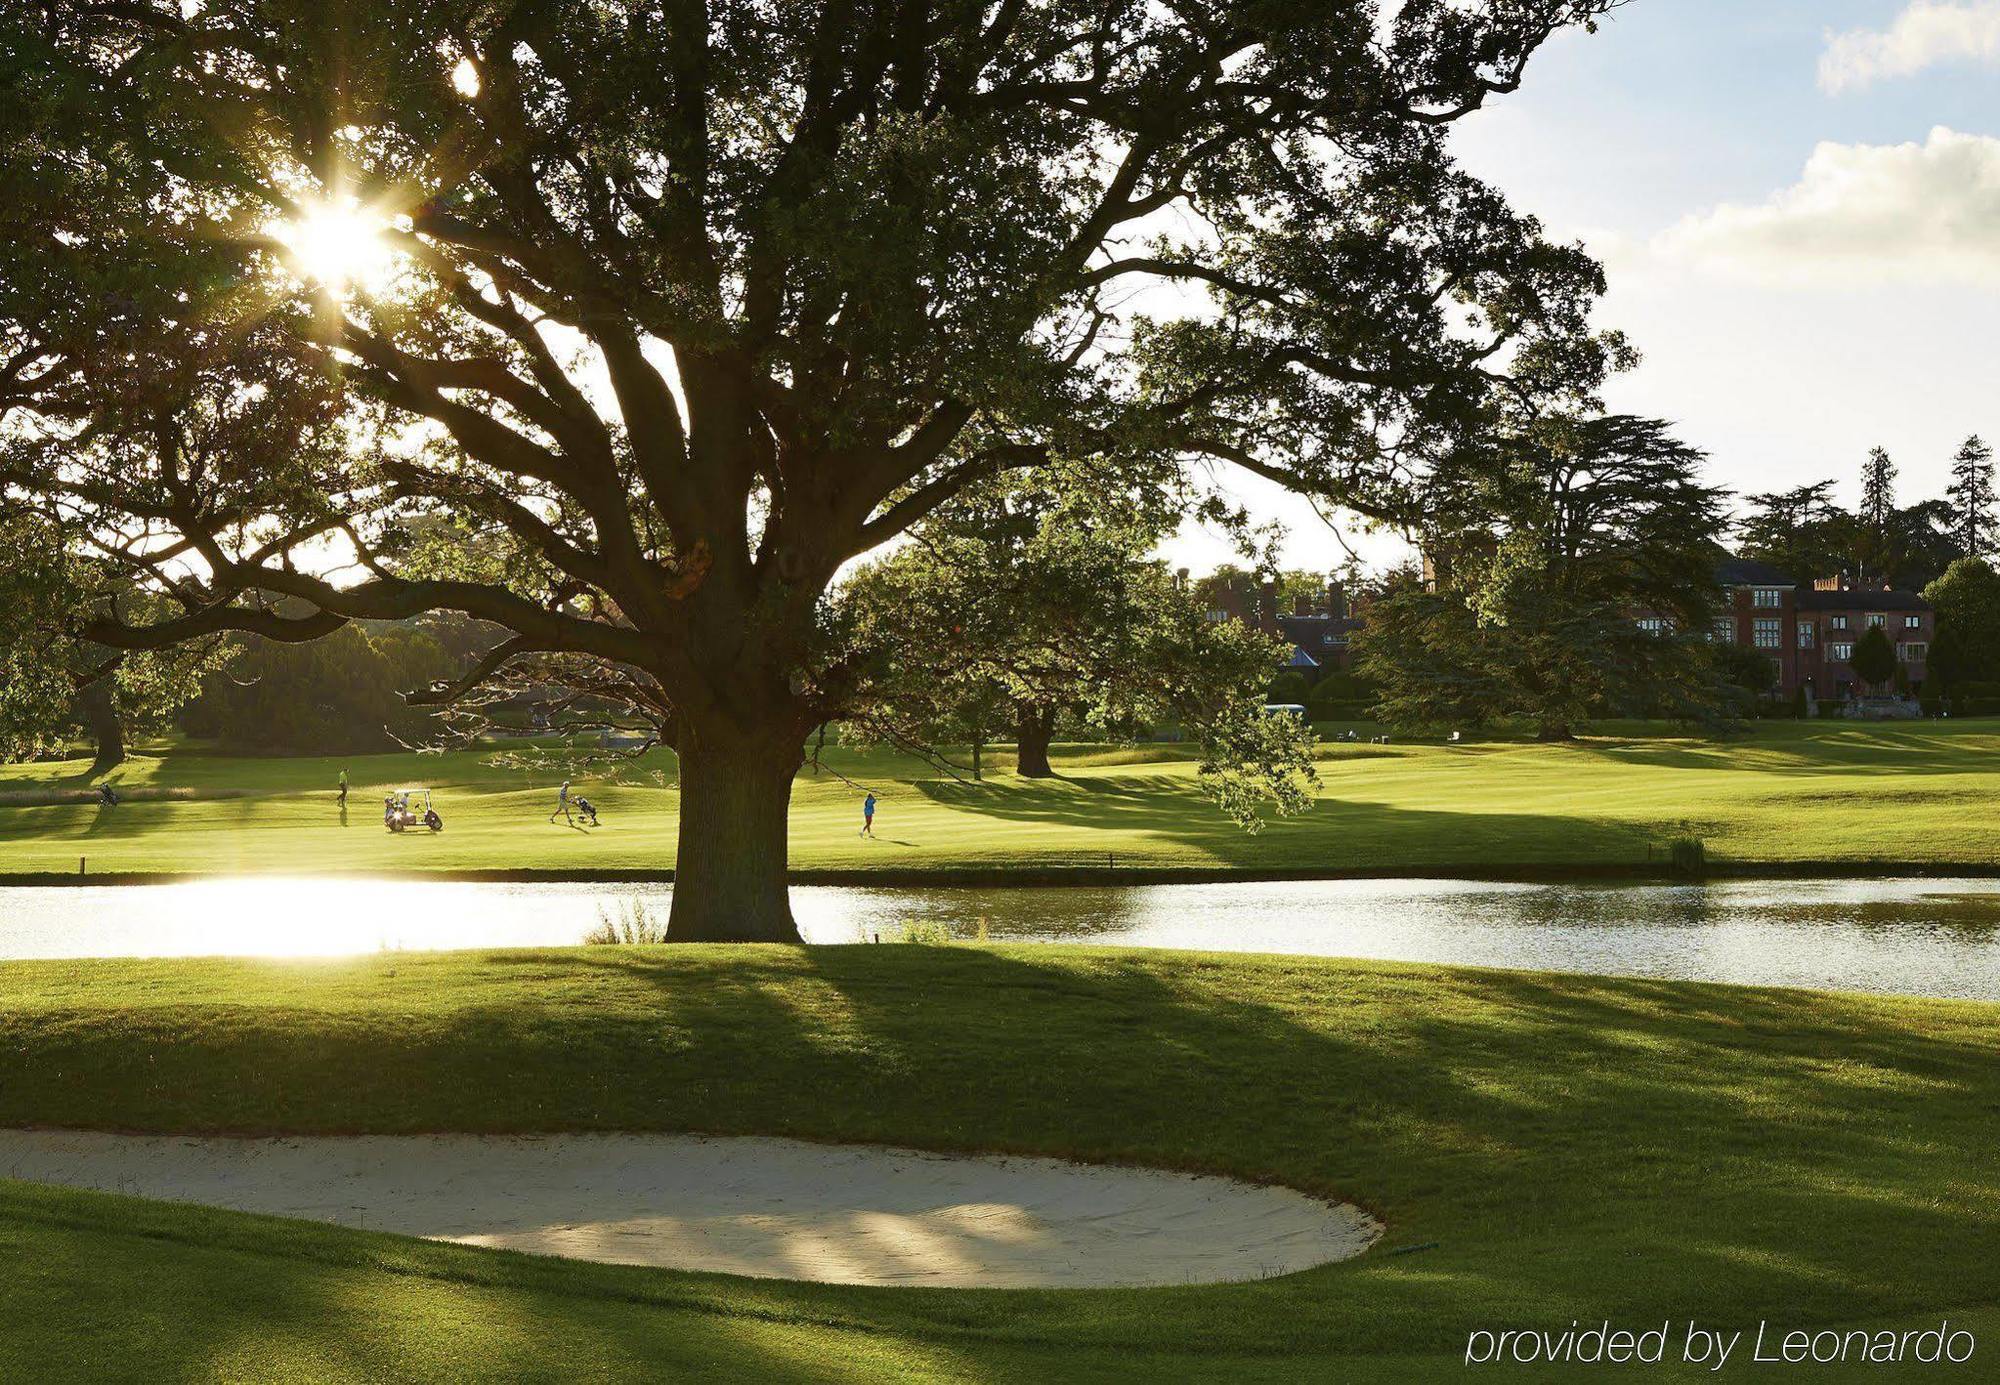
xmin=337 ymin=767 xmax=349 ymax=807
xmin=860 ymin=791 xmax=877 ymax=838
xmin=550 ymin=779 xmax=572 ymax=824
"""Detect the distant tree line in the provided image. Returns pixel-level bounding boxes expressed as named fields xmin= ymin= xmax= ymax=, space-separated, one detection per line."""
xmin=1736 ymin=436 xmax=1992 ymax=590
xmin=178 ymin=620 xmax=485 ymax=756
xmin=1224 ymin=431 xmax=1997 ymax=737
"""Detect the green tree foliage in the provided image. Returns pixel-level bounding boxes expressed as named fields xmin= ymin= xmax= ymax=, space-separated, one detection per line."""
xmin=180 ymin=624 xmax=461 ymax=756
xmin=0 ymin=1 xmax=1620 ymax=938
xmin=1923 ymin=558 xmax=2000 ymax=689
xmin=0 ymin=514 xmax=83 ymax=762
xmin=1189 ymin=566 xmax=1256 ymax=618
xmin=1851 ymin=625 xmax=1897 ymax=692
xmin=1858 ymin=446 xmax=1896 ymax=584
xmin=1947 ymin=436 xmax=1996 ymax=559
xmin=841 ymin=474 xmax=1315 ymax=829
xmin=0 ymin=512 xmax=219 ymax=763
xmin=1881 ymin=499 xmax=1960 ymax=593
xmin=1265 ymin=671 xmax=1311 ymax=706
xmin=1730 ymin=469 xmax=1954 ymax=593
xmin=1709 ymin=641 xmax=1777 ymax=716
xmin=1191 ymin=565 xmax=1354 ymax=623
xmin=1737 ymin=482 xmax=1854 ymax=583
xmin=1357 ymin=415 xmax=1728 ymax=740
xmin=1305 ymin=671 xmax=1377 ymax=721
xmin=1860 ymin=447 xmax=1896 ymax=533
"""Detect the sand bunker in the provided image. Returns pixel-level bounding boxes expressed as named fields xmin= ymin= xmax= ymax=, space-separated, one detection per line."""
xmin=0 ymin=1130 xmax=1377 ymax=1287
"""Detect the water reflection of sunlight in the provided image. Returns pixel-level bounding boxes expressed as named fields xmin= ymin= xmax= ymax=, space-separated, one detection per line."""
xmin=0 ymin=876 xmax=1998 ymax=999
xmin=0 ymin=878 xmax=675 ymax=960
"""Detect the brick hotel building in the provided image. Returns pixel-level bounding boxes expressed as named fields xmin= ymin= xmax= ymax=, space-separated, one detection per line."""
xmin=1208 ymin=557 xmax=1932 ymax=704
xmin=1694 ymin=558 xmax=1931 ymax=701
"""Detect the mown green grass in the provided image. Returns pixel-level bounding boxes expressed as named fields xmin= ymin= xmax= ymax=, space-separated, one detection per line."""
xmin=4 ymin=720 xmax=2000 ymax=878
xmin=0 ymin=946 xmax=1994 ymax=1380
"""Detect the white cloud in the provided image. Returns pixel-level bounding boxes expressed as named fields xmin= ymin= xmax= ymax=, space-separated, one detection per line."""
xmin=1820 ymin=1 xmax=2000 ymax=93
xmin=1654 ymin=127 xmax=2000 ymax=284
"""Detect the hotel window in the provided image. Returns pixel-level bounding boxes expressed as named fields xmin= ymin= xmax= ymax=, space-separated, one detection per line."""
xmin=1905 ymin=614 xmax=1922 ymax=629
xmin=1831 ymin=615 xmax=1848 ymax=630
xmin=1829 ymin=642 xmax=1854 ymax=662
xmin=1752 ymin=588 xmax=1784 ymax=608
xmin=1867 ymin=612 xmax=1885 ymax=627
xmin=1711 ymin=618 xmax=1735 ymax=643
xmin=1798 ymin=624 xmax=1815 ymax=650
xmin=1637 ymin=617 xmax=1669 ymax=637
xmin=1901 ymin=642 xmax=1928 ymax=663
xmin=1753 ymin=618 xmax=1781 ymax=649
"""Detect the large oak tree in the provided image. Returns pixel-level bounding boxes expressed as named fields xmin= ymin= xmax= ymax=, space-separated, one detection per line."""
xmin=1 ymin=1 xmax=1622 ymax=939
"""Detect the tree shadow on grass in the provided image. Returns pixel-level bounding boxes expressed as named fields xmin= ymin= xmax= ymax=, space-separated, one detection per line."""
xmin=1567 ymin=723 xmax=2000 ymax=779
xmin=914 ymin=774 xmax=1658 ymax=868
xmin=2 ymin=945 xmax=1996 ymax=1371
xmin=2 ymin=791 xmax=268 ymax=847
xmin=0 ymin=1176 xmax=914 ymax=1383
xmin=775 ymin=947 xmax=2000 ymax=1357
xmin=421 ymin=944 xmax=2000 ymax=1361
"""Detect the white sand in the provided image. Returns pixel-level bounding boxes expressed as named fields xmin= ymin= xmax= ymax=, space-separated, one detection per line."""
xmin=0 ymin=1130 xmax=1378 ymax=1287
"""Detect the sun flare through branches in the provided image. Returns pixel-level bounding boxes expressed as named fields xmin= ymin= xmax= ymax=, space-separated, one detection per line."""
xmin=272 ymin=196 xmax=398 ymax=296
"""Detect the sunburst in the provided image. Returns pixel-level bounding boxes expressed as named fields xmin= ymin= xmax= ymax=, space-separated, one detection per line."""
xmin=272 ymin=195 xmax=399 ymax=296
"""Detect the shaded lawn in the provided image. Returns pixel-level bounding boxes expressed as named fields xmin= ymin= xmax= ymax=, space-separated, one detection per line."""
xmin=0 ymin=946 xmax=1994 ymax=1379
xmin=8 ymin=720 xmax=2000 ymax=879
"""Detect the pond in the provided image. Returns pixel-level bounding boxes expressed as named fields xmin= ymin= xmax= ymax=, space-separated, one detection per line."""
xmin=3 ymin=876 xmax=2000 ymax=1001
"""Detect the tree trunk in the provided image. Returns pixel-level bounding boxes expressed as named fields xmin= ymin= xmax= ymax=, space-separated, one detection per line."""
xmin=667 ymin=733 xmax=802 ymax=943
xmin=79 ymin=680 xmax=125 ymax=770
xmin=1015 ymin=702 xmax=1057 ymax=778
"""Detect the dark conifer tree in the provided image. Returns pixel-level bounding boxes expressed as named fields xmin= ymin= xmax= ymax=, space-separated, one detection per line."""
xmin=1947 ymin=436 xmax=1996 ymax=559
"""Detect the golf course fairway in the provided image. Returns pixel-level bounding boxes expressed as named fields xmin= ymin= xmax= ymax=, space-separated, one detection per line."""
xmin=0 ymin=945 xmax=1994 ymax=1381
xmin=9 ymin=721 xmax=2000 ymax=880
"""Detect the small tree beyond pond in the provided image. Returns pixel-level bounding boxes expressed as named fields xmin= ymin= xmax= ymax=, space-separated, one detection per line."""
xmin=1850 ymin=626 xmax=1897 ymax=694
xmin=842 ymin=474 xmax=1317 ymax=829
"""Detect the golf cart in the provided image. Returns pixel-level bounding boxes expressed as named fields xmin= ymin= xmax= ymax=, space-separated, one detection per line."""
xmin=384 ymin=788 xmax=443 ymax=833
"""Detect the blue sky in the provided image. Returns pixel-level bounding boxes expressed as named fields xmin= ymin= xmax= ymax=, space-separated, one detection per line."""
xmin=1165 ymin=0 xmax=2000 ymax=575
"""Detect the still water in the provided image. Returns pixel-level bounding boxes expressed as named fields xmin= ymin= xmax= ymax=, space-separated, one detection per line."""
xmin=2 ymin=877 xmax=2000 ymax=1000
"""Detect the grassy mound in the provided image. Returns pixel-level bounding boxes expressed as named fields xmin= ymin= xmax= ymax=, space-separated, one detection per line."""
xmin=0 ymin=946 xmax=1994 ymax=1380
